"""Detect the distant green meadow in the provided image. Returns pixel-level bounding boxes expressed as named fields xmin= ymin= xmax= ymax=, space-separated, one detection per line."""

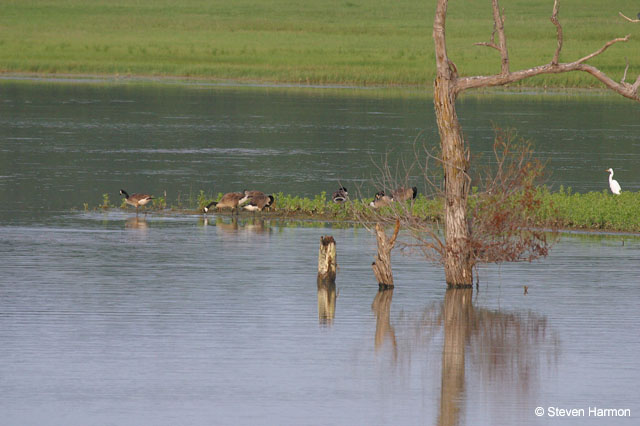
xmin=1 ymin=0 xmax=639 ymax=88
xmin=92 ymin=188 xmax=640 ymax=233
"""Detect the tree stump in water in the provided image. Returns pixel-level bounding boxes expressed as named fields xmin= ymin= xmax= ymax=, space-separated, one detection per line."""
xmin=317 ymin=235 xmax=337 ymax=283
xmin=371 ymin=219 xmax=400 ymax=288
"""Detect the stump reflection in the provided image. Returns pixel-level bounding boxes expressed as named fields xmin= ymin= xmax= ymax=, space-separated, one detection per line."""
xmin=317 ymin=279 xmax=337 ymax=326
xmin=371 ymin=289 xmax=397 ymax=359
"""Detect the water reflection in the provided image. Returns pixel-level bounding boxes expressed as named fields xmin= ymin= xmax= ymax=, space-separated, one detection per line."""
xmin=125 ymin=216 xmax=148 ymax=230
xmin=372 ymin=288 xmax=560 ymax=426
xmin=200 ymin=216 xmax=272 ymax=235
xmin=439 ymin=289 xmax=473 ymax=426
xmin=372 ymin=289 xmax=397 ymax=358
xmin=317 ymin=280 xmax=337 ymax=325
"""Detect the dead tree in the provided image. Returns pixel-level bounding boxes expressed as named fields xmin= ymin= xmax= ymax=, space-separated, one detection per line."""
xmin=371 ymin=219 xmax=400 ymax=288
xmin=433 ymin=0 xmax=640 ymax=287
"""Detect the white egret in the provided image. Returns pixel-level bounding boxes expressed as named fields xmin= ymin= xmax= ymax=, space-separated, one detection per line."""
xmin=605 ymin=168 xmax=621 ymax=195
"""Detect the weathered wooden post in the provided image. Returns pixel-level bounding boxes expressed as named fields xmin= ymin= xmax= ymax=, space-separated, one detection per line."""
xmin=317 ymin=235 xmax=337 ymax=282
xmin=317 ymin=235 xmax=337 ymax=324
xmin=371 ymin=219 xmax=400 ymax=289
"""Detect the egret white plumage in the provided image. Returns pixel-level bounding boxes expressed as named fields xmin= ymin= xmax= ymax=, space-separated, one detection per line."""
xmin=605 ymin=168 xmax=621 ymax=195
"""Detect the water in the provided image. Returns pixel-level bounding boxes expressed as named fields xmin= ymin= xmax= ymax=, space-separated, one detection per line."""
xmin=1 ymin=81 xmax=639 ymax=425
xmin=1 ymin=80 xmax=639 ymax=219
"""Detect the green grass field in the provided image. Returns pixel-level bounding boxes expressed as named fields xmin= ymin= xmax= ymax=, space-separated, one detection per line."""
xmin=1 ymin=0 xmax=639 ymax=88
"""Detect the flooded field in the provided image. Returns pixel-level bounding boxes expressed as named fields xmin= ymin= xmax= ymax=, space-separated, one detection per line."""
xmin=1 ymin=81 xmax=639 ymax=425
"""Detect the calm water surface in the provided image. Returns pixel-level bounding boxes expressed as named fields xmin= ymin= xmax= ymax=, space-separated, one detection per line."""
xmin=1 ymin=81 xmax=639 ymax=425
xmin=1 ymin=80 xmax=639 ymax=218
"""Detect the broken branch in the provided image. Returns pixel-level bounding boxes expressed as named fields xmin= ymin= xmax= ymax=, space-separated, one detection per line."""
xmin=619 ymin=12 xmax=640 ymax=23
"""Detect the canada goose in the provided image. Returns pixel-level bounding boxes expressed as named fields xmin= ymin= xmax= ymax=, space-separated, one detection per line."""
xmin=332 ymin=187 xmax=348 ymax=203
xmin=392 ymin=186 xmax=417 ymax=201
xmin=120 ymin=189 xmax=154 ymax=214
xmin=369 ymin=191 xmax=393 ymax=208
xmin=606 ymin=168 xmax=621 ymax=195
xmin=243 ymin=194 xmax=274 ymax=212
xmin=203 ymin=192 xmax=248 ymax=213
xmin=243 ymin=190 xmax=266 ymax=198
xmin=238 ymin=190 xmax=266 ymax=208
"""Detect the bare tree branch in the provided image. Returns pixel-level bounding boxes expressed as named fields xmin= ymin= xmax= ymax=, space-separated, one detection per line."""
xmin=475 ymin=0 xmax=509 ymax=74
xmin=575 ymin=35 xmax=629 ymax=64
xmin=550 ymin=0 xmax=563 ymax=65
xmin=388 ymin=219 xmax=401 ymax=248
xmin=619 ymin=12 xmax=640 ymax=23
xmin=457 ymin=2 xmax=640 ymax=102
xmin=491 ymin=0 xmax=509 ymax=75
xmin=621 ymin=57 xmax=629 ymax=83
xmin=474 ymin=41 xmax=500 ymax=51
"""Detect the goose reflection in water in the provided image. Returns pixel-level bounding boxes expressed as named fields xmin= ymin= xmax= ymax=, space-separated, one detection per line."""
xmin=200 ymin=216 xmax=272 ymax=236
xmin=125 ymin=216 xmax=148 ymax=230
xmin=368 ymin=287 xmax=559 ymax=426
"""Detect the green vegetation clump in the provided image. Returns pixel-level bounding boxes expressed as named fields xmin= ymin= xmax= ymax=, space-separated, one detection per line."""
xmin=93 ymin=187 xmax=640 ymax=233
xmin=1 ymin=0 xmax=638 ymax=88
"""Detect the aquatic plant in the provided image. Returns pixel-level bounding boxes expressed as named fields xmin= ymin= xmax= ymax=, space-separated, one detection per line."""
xmin=101 ymin=193 xmax=111 ymax=209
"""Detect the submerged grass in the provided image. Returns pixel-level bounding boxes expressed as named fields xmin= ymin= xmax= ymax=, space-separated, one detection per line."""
xmin=1 ymin=0 xmax=638 ymax=88
xmin=89 ymin=187 xmax=640 ymax=233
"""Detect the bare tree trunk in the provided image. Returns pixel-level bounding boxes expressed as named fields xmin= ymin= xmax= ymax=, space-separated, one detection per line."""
xmin=371 ymin=220 xmax=400 ymax=288
xmin=434 ymin=0 xmax=473 ymax=287
xmin=317 ymin=235 xmax=337 ymax=283
xmin=431 ymin=0 xmax=639 ymax=288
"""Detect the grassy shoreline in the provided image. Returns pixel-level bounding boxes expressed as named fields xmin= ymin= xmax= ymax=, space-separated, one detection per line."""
xmin=2 ymin=0 xmax=638 ymax=89
xmin=91 ymin=188 xmax=640 ymax=234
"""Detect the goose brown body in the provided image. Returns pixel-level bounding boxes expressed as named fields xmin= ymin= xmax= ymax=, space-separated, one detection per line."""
xmin=243 ymin=194 xmax=274 ymax=212
xmin=120 ymin=189 xmax=154 ymax=213
xmin=369 ymin=191 xmax=393 ymax=208
xmin=369 ymin=186 xmax=417 ymax=208
xmin=392 ymin=186 xmax=418 ymax=202
xmin=243 ymin=190 xmax=266 ymax=198
xmin=204 ymin=192 xmax=248 ymax=213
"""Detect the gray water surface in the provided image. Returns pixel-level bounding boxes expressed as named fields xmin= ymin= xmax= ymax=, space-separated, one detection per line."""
xmin=1 ymin=213 xmax=639 ymax=425
xmin=1 ymin=82 xmax=639 ymax=425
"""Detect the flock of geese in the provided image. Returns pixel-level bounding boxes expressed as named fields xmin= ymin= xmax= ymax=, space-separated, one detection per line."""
xmin=120 ymin=169 xmax=620 ymax=215
xmin=119 ymin=185 xmax=419 ymax=214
